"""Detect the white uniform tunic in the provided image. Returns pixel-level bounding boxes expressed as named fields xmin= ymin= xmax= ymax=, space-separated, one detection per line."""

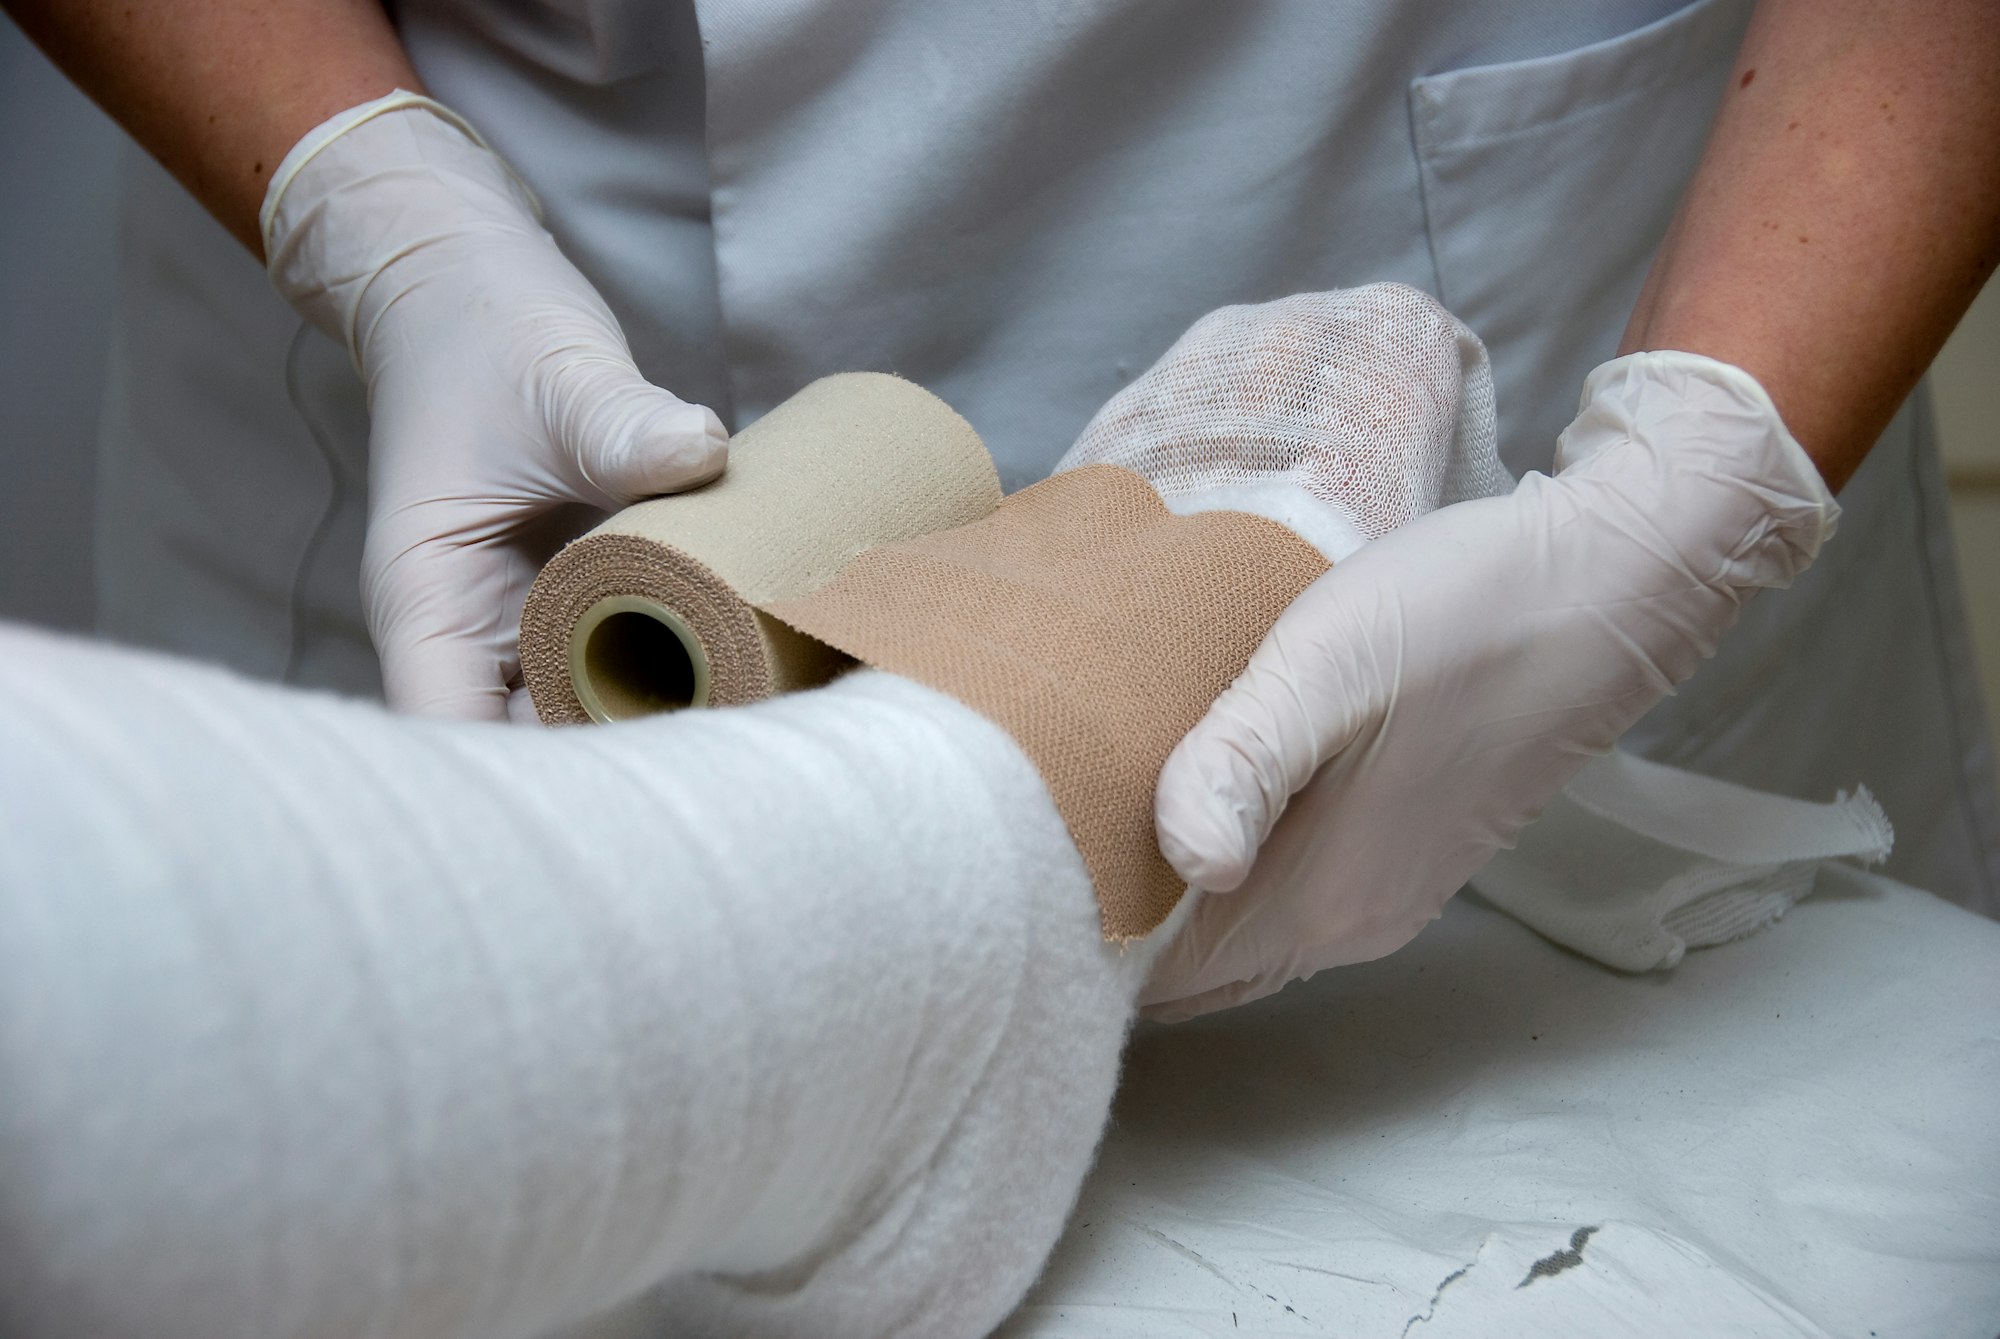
xmin=92 ymin=0 xmax=1999 ymax=910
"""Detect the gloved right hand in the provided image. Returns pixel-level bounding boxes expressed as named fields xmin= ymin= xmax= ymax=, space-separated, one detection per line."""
xmin=262 ymin=90 xmax=727 ymax=719
xmin=1142 ymin=351 xmax=1841 ymax=1018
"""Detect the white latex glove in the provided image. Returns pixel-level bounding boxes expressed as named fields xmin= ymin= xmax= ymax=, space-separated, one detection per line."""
xmin=262 ymin=91 xmax=727 ymax=718
xmin=1142 ymin=351 xmax=1839 ymax=1019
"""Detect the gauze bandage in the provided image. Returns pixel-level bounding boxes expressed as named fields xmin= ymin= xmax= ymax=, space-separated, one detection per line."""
xmin=1055 ymin=284 xmax=1513 ymax=558
xmin=523 ymin=284 xmax=1506 ymax=939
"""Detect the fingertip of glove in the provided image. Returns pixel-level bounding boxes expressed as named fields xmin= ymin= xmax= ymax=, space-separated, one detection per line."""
xmin=1136 ymin=997 xmax=1206 ymax=1025
xmin=381 ymin=646 xmax=513 ymax=722
xmin=696 ymin=404 xmax=730 ymax=473
xmin=393 ymin=683 xmax=512 ymax=721
xmin=624 ymin=399 xmax=729 ymax=495
xmin=1156 ymin=791 xmax=1252 ymax=893
xmin=505 ymin=684 xmax=545 ymax=726
xmin=1139 ymin=973 xmax=1276 ymax=1023
xmin=576 ymin=390 xmax=727 ymax=503
xmin=1156 ymin=727 xmax=1266 ymax=890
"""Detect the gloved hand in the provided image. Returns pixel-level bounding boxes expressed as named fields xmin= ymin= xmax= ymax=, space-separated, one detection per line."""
xmin=262 ymin=90 xmax=727 ymax=719
xmin=1142 ymin=351 xmax=1839 ymax=1020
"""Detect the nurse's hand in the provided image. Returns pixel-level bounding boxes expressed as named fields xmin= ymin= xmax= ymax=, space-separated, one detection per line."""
xmin=263 ymin=91 xmax=728 ymax=719
xmin=1141 ymin=351 xmax=1838 ymax=1020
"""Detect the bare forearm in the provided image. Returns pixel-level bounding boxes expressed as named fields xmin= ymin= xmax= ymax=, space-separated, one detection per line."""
xmin=4 ymin=0 xmax=418 ymax=256
xmin=1622 ymin=0 xmax=2000 ymax=489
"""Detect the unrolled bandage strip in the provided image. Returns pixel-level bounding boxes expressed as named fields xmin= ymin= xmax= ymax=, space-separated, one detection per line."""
xmin=767 ymin=466 xmax=1329 ymax=939
xmin=520 ymin=373 xmax=1001 ymax=723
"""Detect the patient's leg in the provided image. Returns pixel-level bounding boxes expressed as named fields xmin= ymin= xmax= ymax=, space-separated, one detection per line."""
xmin=0 ymin=625 xmax=1153 ymax=1339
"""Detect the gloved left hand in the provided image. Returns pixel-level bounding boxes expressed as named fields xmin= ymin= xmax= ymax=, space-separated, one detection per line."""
xmin=1141 ymin=351 xmax=1839 ymax=1020
xmin=263 ymin=90 xmax=727 ymax=719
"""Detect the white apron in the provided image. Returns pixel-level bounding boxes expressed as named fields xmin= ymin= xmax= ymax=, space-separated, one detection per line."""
xmin=94 ymin=0 xmax=1999 ymax=910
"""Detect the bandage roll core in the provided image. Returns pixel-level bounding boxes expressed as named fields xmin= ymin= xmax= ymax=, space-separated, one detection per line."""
xmin=522 ymin=373 xmax=1001 ymax=724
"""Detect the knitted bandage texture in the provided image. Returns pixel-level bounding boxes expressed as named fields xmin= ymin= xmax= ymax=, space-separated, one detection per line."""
xmin=769 ymin=465 xmax=1329 ymax=939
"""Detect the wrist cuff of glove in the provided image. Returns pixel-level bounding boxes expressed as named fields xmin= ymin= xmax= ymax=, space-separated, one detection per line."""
xmin=261 ymin=89 xmax=549 ymax=364
xmin=258 ymin=90 xmax=540 ymax=254
xmin=1561 ymin=349 xmax=1841 ymax=568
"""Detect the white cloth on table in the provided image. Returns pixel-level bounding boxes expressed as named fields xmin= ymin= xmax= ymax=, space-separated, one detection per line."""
xmin=0 ymin=624 xmax=1171 ymax=1339
xmin=1478 ymin=748 xmax=1895 ymax=972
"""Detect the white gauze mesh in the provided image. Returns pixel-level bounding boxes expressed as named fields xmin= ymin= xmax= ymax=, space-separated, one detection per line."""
xmin=1054 ymin=283 xmax=1512 ymax=561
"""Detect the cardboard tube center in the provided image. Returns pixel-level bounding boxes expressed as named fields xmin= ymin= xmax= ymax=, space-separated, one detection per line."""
xmin=569 ymin=595 xmax=711 ymax=722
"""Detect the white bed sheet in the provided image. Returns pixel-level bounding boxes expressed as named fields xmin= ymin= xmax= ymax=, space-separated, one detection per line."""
xmin=1000 ymin=866 xmax=2000 ymax=1338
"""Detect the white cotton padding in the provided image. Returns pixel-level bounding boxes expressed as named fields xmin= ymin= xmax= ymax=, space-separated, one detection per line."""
xmin=1160 ymin=479 xmax=1370 ymax=566
xmin=0 ymin=624 xmax=1173 ymax=1339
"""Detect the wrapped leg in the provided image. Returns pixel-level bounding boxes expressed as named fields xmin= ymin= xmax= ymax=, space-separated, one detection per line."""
xmin=0 ymin=627 xmax=1163 ymax=1339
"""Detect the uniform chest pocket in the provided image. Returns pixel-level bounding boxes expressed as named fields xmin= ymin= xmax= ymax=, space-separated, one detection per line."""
xmin=1410 ymin=0 xmax=1750 ymax=475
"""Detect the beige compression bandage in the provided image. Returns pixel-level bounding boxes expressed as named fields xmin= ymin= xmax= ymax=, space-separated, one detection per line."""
xmin=520 ymin=373 xmax=1000 ymax=723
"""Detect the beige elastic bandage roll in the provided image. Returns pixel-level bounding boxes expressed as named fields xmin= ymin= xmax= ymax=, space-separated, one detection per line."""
xmin=521 ymin=373 xmax=1001 ymax=724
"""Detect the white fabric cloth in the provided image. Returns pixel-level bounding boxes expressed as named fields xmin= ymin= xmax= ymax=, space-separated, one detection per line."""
xmin=1477 ymin=748 xmax=1894 ymax=971
xmin=0 ymin=624 xmax=1174 ymax=1339
xmin=1002 ymin=868 xmax=2000 ymax=1337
